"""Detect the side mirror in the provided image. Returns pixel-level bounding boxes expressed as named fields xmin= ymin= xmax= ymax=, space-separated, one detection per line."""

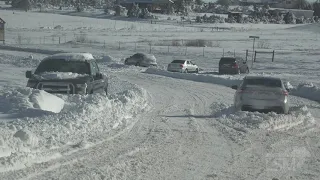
xmin=26 ymin=71 xmax=32 ymax=78
xmin=231 ymin=85 xmax=238 ymax=90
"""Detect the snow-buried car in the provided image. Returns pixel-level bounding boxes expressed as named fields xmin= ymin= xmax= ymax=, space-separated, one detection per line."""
xmin=25 ymin=53 xmax=108 ymax=95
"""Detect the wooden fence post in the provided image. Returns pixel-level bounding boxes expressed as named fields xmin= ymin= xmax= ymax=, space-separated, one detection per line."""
xmin=246 ymin=50 xmax=249 ymax=62
xmin=203 ymin=47 xmax=205 ymax=57
xmin=272 ymin=50 xmax=275 ymax=62
xmin=254 ymin=51 xmax=257 ymax=62
xmin=149 ymin=43 xmax=151 ymax=53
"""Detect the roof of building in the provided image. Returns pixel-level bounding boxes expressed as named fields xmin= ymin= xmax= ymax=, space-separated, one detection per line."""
xmin=0 ymin=18 xmax=5 ymax=24
xmin=43 ymin=53 xmax=95 ymax=62
xmin=120 ymin=0 xmax=174 ymax=4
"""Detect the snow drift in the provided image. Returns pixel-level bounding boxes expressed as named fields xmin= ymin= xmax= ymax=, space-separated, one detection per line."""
xmin=145 ymin=68 xmax=242 ymax=87
xmin=291 ymin=82 xmax=320 ymax=102
xmin=0 ymin=78 xmax=149 ymax=172
xmin=210 ymin=103 xmax=315 ymax=133
xmin=0 ymin=87 xmax=64 ymax=115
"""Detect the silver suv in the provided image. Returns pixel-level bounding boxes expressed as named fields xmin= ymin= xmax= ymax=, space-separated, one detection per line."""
xmin=231 ymin=76 xmax=290 ymax=114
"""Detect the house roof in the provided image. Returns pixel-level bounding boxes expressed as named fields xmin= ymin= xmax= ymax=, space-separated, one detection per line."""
xmin=0 ymin=18 xmax=5 ymax=24
xmin=120 ymin=0 xmax=174 ymax=4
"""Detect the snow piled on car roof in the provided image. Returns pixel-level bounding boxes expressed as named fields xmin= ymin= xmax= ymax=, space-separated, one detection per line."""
xmin=43 ymin=53 xmax=95 ymax=62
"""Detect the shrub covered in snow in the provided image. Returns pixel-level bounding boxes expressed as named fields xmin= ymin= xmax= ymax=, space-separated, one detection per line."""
xmin=127 ymin=3 xmax=141 ymax=18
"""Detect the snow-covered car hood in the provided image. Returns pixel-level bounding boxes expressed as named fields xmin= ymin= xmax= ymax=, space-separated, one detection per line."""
xmin=33 ymin=72 xmax=90 ymax=80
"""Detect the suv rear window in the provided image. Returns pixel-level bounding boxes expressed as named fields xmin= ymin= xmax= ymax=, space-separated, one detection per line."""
xmin=243 ymin=78 xmax=282 ymax=88
xmin=219 ymin=58 xmax=236 ymax=65
xmin=35 ymin=59 xmax=90 ymax=75
xmin=171 ymin=60 xmax=186 ymax=64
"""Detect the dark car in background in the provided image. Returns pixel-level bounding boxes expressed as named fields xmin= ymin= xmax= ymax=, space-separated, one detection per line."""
xmin=219 ymin=57 xmax=249 ymax=75
xmin=124 ymin=53 xmax=157 ymax=67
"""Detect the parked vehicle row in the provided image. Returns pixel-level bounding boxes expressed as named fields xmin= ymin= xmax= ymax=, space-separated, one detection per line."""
xmin=123 ymin=52 xmax=250 ymax=76
xmin=25 ymin=52 xmax=289 ymax=114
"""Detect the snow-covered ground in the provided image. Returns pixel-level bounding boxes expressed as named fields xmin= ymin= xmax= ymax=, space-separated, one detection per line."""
xmin=0 ymin=9 xmax=320 ymax=179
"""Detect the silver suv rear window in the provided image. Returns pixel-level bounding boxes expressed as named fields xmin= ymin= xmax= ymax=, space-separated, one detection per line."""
xmin=171 ymin=60 xmax=185 ymax=64
xmin=243 ymin=78 xmax=282 ymax=88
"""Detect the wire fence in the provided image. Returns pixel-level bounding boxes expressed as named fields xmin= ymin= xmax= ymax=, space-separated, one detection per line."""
xmin=8 ymin=34 xmax=247 ymax=57
xmin=6 ymin=33 xmax=281 ymax=66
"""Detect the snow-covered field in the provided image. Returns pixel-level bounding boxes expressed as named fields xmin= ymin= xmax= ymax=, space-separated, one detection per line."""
xmin=0 ymin=9 xmax=320 ymax=179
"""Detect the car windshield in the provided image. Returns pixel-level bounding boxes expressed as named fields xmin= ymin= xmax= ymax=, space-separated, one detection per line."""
xmin=243 ymin=78 xmax=282 ymax=88
xmin=35 ymin=59 xmax=90 ymax=74
xmin=171 ymin=60 xmax=185 ymax=63
xmin=220 ymin=58 xmax=236 ymax=64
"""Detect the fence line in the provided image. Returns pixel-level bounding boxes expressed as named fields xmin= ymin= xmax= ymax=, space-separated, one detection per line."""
xmin=8 ymin=34 xmax=277 ymax=62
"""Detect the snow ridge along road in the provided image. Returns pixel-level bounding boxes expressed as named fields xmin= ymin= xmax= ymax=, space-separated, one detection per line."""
xmin=1 ymin=66 xmax=316 ymax=180
xmin=0 ymin=49 xmax=319 ymax=179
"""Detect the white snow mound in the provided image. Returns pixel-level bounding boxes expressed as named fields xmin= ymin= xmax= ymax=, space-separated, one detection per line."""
xmin=0 ymin=87 xmax=64 ymax=114
xmin=0 ymin=80 xmax=149 ymax=172
xmin=291 ymin=82 xmax=320 ymax=102
xmin=145 ymin=68 xmax=242 ymax=86
xmin=211 ymin=103 xmax=314 ymax=132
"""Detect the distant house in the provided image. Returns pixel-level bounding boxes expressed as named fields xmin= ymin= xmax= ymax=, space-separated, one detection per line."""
xmin=239 ymin=0 xmax=279 ymax=6
xmin=273 ymin=0 xmax=298 ymax=9
xmin=120 ymin=0 xmax=174 ymax=13
xmin=269 ymin=8 xmax=314 ymax=18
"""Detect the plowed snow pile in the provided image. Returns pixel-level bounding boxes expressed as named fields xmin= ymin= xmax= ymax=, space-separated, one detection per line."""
xmin=211 ymin=103 xmax=315 ymax=132
xmin=0 ymin=79 xmax=149 ymax=172
xmin=0 ymin=88 xmax=65 ymax=115
xmin=291 ymin=82 xmax=320 ymax=102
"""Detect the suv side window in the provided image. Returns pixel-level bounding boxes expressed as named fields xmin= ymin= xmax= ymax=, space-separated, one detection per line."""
xmin=93 ymin=61 xmax=100 ymax=72
xmin=187 ymin=61 xmax=190 ymax=64
xmin=90 ymin=61 xmax=98 ymax=75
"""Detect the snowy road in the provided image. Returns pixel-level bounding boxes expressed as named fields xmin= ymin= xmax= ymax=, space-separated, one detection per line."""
xmin=1 ymin=67 xmax=319 ymax=180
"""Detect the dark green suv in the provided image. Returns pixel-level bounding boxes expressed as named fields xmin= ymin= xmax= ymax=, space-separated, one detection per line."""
xmin=26 ymin=53 xmax=108 ymax=95
xmin=219 ymin=57 xmax=249 ymax=75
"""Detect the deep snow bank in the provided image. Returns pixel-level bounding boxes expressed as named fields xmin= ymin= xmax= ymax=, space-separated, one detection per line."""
xmin=211 ymin=103 xmax=315 ymax=132
xmin=0 ymin=87 xmax=64 ymax=115
xmin=291 ymin=83 xmax=320 ymax=102
xmin=145 ymin=68 xmax=242 ymax=87
xmin=0 ymin=78 xmax=149 ymax=172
